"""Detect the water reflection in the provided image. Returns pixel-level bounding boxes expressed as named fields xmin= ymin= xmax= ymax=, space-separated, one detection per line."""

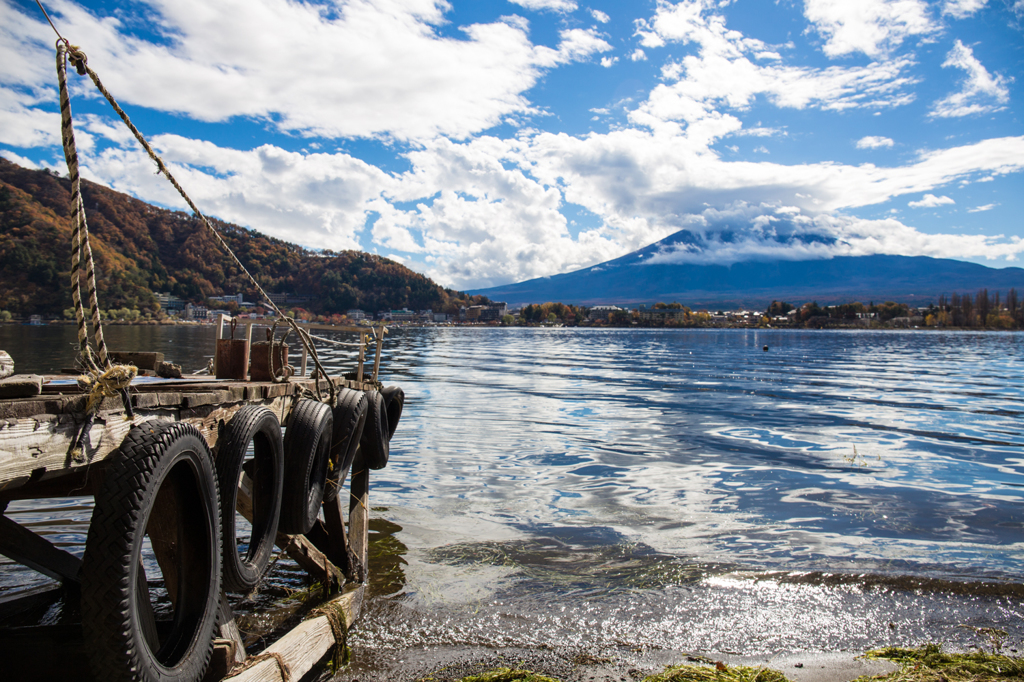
xmin=2 ymin=326 xmax=1023 ymax=656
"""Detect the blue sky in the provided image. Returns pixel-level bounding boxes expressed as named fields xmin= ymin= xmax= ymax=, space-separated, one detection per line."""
xmin=1 ymin=0 xmax=1022 ymax=290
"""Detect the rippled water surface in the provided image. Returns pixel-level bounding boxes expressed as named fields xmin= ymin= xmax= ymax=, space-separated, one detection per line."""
xmin=2 ymin=325 xmax=1023 ymax=660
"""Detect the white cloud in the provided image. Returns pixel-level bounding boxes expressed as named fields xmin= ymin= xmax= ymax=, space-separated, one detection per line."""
xmin=1 ymin=0 xmax=602 ymax=142
xmin=968 ymin=203 xmax=996 ymax=212
xmin=908 ymin=193 xmax=954 ymax=207
xmin=519 ymin=126 xmax=1024 ymax=254
xmin=555 ymin=28 xmax=614 ymax=63
xmin=629 ymin=48 xmax=647 ymax=61
xmin=600 ymin=56 xmax=618 ymax=68
xmin=803 ymin=0 xmax=938 ymax=58
xmin=930 ymin=40 xmax=1011 ymax=118
xmin=82 ymin=135 xmax=395 ymax=251
xmin=0 ymin=88 xmax=61 ymax=149
xmin=629 ymin=1 xmax=918 ymax=143
xmin=641 ymin=204 xmax=1024 ymax=266
xmin=591 ymin=9 xmax=610 ymax=23
xmin=0 ymin=149 xmax=42 ymax=168
xmin=508 ymin=0 xmax=578 ymax=12
xmin=857 ymin=136 xmax=894 ymax=149
xmin=942 ymin=0 xmax=988 ymax=19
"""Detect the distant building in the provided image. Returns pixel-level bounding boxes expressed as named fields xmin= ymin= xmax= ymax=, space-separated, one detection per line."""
xmin=347 ymin=309 xmax=367 ymax=321
xmin=478 ymin=302 xmax=507 ymax=322
xmin=209 ymin=293 xmax=244 ymax=306
xmin=387 ymin=309 xmax=415 ymax=322
xmin=155 ymin=292 xmax=185 ymax=311
xmin=638 ymin=307 xmax=685 ymax=323
xmin=588 ymin=305 xmax=622 ymax=321
xmin=184 ymin=303 xmax=208 ymax=320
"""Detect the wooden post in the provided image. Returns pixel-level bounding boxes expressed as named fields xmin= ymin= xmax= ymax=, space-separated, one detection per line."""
xmin=356 ymin=334 xmax=365 ymax=383
xmin=214 ymin=314 xmax=230 ymax=376
xmin=348 ymin=456 xmax=369 ymax=575
xmin=300 ymin=346 xmax=308 ymax=378
xmin=371 ymin=327 xmax=384 ymax=383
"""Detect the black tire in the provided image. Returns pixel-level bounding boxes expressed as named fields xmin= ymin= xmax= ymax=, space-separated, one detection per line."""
xmin=361 ymin=390 xmax=390 ymax=470
xmin=216 ymin=405 xmax=284 ymax=592
xmin=380 ymin=385 xmax=405 ymax=440
xmin=280 ymin=399 xmax=334 ymax=535
xmin=325 ymin=389 xmax=368 ymax=502
xmin=81 ymin=421 xmax=221 ymax=682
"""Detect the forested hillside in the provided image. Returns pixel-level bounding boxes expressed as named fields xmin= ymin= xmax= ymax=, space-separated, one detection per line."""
xmin=0 ymin=158 xmax=483 ymax=317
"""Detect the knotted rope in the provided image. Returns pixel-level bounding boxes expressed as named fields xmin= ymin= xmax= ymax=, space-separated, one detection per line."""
xmin=56 ymin=41 xmax=139 ymax=459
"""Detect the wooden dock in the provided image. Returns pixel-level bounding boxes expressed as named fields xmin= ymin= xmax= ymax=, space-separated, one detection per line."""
xmin=0 ymin=322 xmax=397 ymax=682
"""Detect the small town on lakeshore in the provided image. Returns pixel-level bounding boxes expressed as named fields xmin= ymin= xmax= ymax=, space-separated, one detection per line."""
xmin=4 ymin=287 xmax=1023 ymax=331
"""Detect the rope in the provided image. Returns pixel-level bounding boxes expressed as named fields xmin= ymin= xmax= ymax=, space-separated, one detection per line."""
xmin=308 ymin=601 xmax=349 ymax=672
xmin=224 ymin=651 xmax=291 ymax=682
xmin=52 ymin=39 xmax=337 ymax=405
xmin=57 ymin=43 xmax=106 ymax=373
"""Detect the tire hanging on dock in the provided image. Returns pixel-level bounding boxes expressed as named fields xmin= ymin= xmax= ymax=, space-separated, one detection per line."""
xmin=325 ymin=388 xmax=368 ymax=502
xmin=81 ymin=421 xmax=221 ymax=682
xmin=361 ymin=390 xmax=390 ymax=470
xmin=216 ymin=405 xmax=285 ymax=593
xmin=380 ymin=385 xmax=405 ymax=440
xmin=280 ymin=399 xmax=334 ymax=535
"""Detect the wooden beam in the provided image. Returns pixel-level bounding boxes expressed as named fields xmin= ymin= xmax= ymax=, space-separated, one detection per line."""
xmin=236 ymin=479 xmax=345 ymax=589
xmin=221 ymin=585 xmax=364 ymax=682
xmin=0 ymin=582 xmax=63 ymax=621
xmin=0 ymin=514 xmax=81 ymax=583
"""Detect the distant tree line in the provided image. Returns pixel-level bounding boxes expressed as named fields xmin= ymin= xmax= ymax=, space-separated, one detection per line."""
xmin=769 ymin=288 xmax=1023 ymax=329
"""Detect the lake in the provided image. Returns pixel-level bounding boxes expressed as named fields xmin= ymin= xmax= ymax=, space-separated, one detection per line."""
xmin=2 ymin=324 xmax=1023 ymax=665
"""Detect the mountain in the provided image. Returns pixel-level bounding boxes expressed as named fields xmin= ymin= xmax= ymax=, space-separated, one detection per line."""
xmin=0 ymin=158 xmax=484 ymax=317
xmin=470 ymin=229 xmax=1024 ymax=308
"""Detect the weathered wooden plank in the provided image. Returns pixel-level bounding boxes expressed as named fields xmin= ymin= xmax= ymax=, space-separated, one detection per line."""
xmin=0 ymin=411 xmax=166 ymax=494
xmin=0 ymin=514 xmax=81 ymax=583
xmin=0 ymin=375 xmax=42 ymax=399
xmin=0 ymin=375 xmax=341 ymax=495
xmin=0 ymin=397 xmax=68 ymax=421
xmin=222 ymin=586 xmax=364 ymax=682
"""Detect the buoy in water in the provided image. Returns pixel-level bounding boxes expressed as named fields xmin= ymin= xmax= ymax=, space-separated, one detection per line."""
xmin=763 ymin=345 xmax=769 ymax=351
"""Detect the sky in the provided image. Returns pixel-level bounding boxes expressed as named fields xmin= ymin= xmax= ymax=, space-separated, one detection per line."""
xmin=1 ymin=0 xmax=1023 ymax=291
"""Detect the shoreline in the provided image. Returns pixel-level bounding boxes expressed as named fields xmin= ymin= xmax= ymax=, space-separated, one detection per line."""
xmin=332 ymin=645 xmax=902 ymax=682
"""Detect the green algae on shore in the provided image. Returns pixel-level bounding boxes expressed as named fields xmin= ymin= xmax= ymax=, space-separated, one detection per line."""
xmin=643 ymin=662 xmax=790 ymax=681
xmin=855 ymin=644 xmax=1024 ymax=681
xmin=456 ymin=669 xmax=561 ymax=682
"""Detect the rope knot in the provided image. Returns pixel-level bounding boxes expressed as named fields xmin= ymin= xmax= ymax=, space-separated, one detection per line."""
xmin=78 ymin=363 xmax=137 ymax=413
xmin=66 ymin=43 xmax=88 ymax=75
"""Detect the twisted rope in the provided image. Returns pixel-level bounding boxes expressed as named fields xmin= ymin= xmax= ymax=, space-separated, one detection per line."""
xmin=57 ymin=42 xmax=107 ymax=373
xmin=57 ymin=43 xmax=336 ymax=405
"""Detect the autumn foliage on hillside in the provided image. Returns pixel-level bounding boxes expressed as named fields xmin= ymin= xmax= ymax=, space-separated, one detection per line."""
xmin=0 ymin=158 xmax=484 ymax=317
